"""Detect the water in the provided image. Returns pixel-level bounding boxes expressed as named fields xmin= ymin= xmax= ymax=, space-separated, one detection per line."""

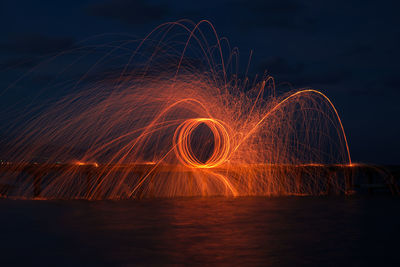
xmin=1 ymin=197 xmax=399 ymax=266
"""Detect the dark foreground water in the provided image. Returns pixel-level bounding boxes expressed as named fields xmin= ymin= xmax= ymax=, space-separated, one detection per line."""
xmin=1 ymin=197 xmax=399 ymax=266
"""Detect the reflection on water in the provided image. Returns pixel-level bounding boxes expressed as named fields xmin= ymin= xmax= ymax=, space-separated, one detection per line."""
xmin=0 ymin=197 xmax=399 ymax=266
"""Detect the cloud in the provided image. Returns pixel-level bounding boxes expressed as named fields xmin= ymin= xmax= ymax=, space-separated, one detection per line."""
xmin=258 ymin=57 xmax=350 ymax=87
xmin=0 ymin=57 xmax=39 ymax=70
xmin=292 ymin=69 xmax=351 ymax=87
xmin=259 ymin=57 xmax=304 ymax=75
xmin=384 ymin=76 xmax=400 ymax=90
xmin=340 ymin=43 xmax=373 ymax=57
xmin=231 ymin=0 xmax=314 ymax=30
xmin=0 ymin=33 xmax=75 ymax=55
xmin=244 ymin=0 xmax=305 ymax=17
xmin=340 ymin=76 xmax=400 ymax=97
xmin=86 ymin=0 xmax=169 ymax=25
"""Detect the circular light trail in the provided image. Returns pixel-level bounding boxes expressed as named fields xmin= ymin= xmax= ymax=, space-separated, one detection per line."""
xmin=173 ymin=118 xmax=231 ymax=168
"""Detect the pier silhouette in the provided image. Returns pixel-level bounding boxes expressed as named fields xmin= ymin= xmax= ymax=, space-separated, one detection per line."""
xmin=0 ymin=162 xmax=398 ymax=199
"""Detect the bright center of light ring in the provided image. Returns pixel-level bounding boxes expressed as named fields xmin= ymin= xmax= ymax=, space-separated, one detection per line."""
xmin=173 ymin=118 xmax=231 ymax=168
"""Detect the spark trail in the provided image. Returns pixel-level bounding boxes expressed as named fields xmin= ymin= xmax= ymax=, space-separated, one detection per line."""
xmin=0 ymin=20 xmax=351 ymax=199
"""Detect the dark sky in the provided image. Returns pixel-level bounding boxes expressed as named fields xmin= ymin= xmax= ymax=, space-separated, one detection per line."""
xmin=0 ymin=0 xmax=399 ymax=164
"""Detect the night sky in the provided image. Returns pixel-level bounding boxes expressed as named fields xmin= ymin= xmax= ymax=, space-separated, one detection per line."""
xmin=1 ymin=0 xmax=399 ymax=164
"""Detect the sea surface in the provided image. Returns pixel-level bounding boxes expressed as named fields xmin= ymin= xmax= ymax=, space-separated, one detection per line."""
xmin=1 ymin=196 xmax=399 ymax=266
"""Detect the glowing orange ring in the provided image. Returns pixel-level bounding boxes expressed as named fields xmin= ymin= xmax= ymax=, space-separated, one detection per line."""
xmin=173 ymin=118 xmax=231 ymax=168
